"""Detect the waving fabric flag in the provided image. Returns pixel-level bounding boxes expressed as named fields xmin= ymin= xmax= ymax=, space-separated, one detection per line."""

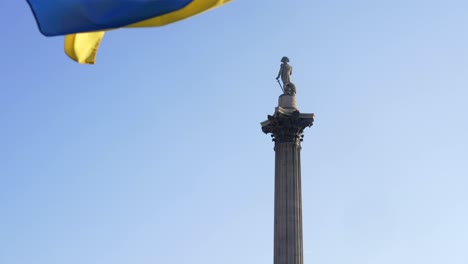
xmin=65 ymin=0 xmax=230 ymax=64
xmin=27 ymin=0 xmax=193 ymax=36
xmin=26 ymin=0 xmax=231 ymax=64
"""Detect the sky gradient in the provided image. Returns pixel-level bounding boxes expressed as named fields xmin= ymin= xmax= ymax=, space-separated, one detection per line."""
xmin=1 ymin=1 xmax=468 ymax=264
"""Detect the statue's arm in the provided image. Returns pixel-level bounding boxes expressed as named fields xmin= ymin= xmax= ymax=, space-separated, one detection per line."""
xmin=290 ymin=66 xmax=293 ymax=76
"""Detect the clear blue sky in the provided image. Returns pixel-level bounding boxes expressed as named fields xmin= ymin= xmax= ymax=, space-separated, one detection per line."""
xmin=1 ymin=1 xmax=468 ymax=263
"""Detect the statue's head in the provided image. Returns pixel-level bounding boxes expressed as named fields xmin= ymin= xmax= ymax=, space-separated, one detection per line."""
xmin=281 ymin=56 xmax=290 ymax=63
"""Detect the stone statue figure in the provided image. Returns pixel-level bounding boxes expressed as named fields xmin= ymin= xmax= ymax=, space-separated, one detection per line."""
xmin=276 ymin=56 xmax=295 ymax=95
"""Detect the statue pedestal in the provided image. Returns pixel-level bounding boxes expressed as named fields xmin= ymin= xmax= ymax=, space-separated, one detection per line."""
xmin=278 ymin=94 xmax=299 ymax=110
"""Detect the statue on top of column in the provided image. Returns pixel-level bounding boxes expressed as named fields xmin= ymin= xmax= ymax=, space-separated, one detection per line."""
xmin=276 ymin=56 xmax=296 ymax=95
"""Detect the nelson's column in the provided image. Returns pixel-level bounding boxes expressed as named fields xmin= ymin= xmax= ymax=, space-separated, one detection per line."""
xmin=261 ymin=57 xmax=314 ymax=264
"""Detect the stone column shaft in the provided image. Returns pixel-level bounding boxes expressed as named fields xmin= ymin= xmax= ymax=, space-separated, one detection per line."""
xmin=274 ymin=142 xmax=303 ymax=264
xmin=261 ymin=94 xmax=314 ymax=264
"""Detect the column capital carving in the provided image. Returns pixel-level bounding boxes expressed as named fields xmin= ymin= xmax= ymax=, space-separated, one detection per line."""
xmin=261 ymin=109 xmax=314 ymax=144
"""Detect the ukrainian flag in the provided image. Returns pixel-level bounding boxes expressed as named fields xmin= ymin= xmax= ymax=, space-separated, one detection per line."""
xmin=26 ymin=0 xmax=231 ymax=64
